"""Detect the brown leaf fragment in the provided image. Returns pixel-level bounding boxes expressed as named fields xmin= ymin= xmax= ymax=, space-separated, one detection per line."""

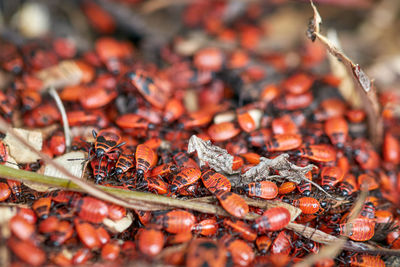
xmin=35 ymin=60 xmax=83 ymax=90
xmin=308 ymin=0 xmax=383 ymax=147
xmin=241 ymin=154 xmax=316 ymax=184
xmin=44 ymin=151 xmax=87 ymax=180
xmin=3 ymin=128 xmax=42 ymax=163
xmin=103 ymin=212 xmax=134 ymax=234
xmin=241 ymin=154 xmax=332 ymax=197
xmin=187 ymin=135 xmax=238 ymax=174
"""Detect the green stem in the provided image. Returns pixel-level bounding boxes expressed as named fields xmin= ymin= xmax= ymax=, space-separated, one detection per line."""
xmin=0 ymin=165 xmax=258 ymax=219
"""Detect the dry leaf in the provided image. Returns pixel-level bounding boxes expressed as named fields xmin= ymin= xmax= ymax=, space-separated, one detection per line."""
xmin=308 ymin=1 xmax=383 ymax=147
xmin=35 ymin=60 xmax=82 ymax=90
xmin=103 ymin=212 xmax=133 ymax=233
xmin=3 ymin=128 xmax=42 ymax=163
xmin=43 ymin=151 xmax=86 ymax=179
xmin=23 ymin=181 xmax=52 ymax=192
xmin=4 ymin=156 xmax=18 ymax=170
xmin=36 ymin=124 xmax=59 ymax=140
xmin=188 ymin=135 xmax=238 ymax=174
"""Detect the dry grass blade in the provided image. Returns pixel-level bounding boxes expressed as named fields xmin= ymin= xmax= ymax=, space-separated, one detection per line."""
xmin=308 ymin=0 xmax=383 ymax=147
xmin=49 ymin=87 xmax=71 ymax=152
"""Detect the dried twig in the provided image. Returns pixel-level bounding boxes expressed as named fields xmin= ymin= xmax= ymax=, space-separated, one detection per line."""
xmin=308 ymin=0 xmax=383 ymax=147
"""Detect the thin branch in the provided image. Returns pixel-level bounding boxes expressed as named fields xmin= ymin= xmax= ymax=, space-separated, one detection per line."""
xmin=308 ymin=0 xmax=383 ymax=147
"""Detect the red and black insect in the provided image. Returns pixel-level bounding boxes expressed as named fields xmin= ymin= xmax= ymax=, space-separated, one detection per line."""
xmin=320 ymin=166 xmax=344 ymax=190
xmin=186 ymin=238 xmax=227 ymax=267
xmin=73 ymin=196 xmax=109 ymax=224
xmin=9 ymin=215 xmax=35 ymax=241
xmin=170 ymin=167 xmax=201 ymax=193
xmin=173 ymin=152 xmax=199 ymax=169
xmin=208 ymin=122 xmax=241 ymax=142
xmin=150 ymin=162 xmax=177 ymax=177
xmin=265 ymin=134 xmax=302 ymax=152
xmin=294 ymin=144 xmax=336 ymax=162
xmin=137 ymin=227 xmax=165 ymax=257
xmin=92 ymin=129 xmax=124 ymax=158
xmin=114 ymin=151 xmax=134 ymax=176
xmin=8 ymin=237 xmax=46 ymax=266
xmin=252 ymin=207 xmax=291 ymax=232
xmin=223 ymin=218 xmax=257 ymax=241
xmin=215 ymin=190 xmax=249 ymax=218
xmin=345 ymin=254 xmax=385 ymax=267
xmin=20 ymin=90 xmax=42 ymax=111
xmin=338 ymin=173 xmax=358 ymax=196
xmin=0 ymin=182 xmax=11 ymax=201
xmin=278 ymin=182 xmax=296 ymax=195
xmin=256 ymin=235 xmax=272 ymax=254
xmin=293 ymin=197 xmax=321 ymax=215
xmin=126 ymin=70 xmax=169 ymax=109
xmin=75 ymin=219 xmax=101 ymax=249
xmin=138 ymin=176 xmax=168 ymax=195
xmin=153 ymin=210 xmax=196 ymax=234
xmin=91 ymin=157 xmax=111 ymax=183
xmin=245 ymin=181 xmax=278 ymax=200
xmin=336 ymin=218 xmax=375 ymax=241
xmin=270 ymin=230 xmax=292 ymax=255
xmin=0 ymin=39 xmax=23 ymax=74
xmin=324 ymin=116 xmax=348 ymax=148
xmin=201 ymin=169 xmax=231 ymax=193
xmin=32 ymin=197 xmax=52 ymax=219
xmin=135 ymin=144 xmax=154 ymax=179
xmin=220 ymin=234 xmax=255 ymax=266
xmin=192 ymin=218 xmax=219 ymax=236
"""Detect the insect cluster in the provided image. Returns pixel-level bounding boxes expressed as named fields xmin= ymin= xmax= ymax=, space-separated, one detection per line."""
xmin=0 ymin=1 xmax=400 ymax=266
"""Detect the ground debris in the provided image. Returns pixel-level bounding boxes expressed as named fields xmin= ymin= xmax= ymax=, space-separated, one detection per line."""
xmin=188 ymin=135 xmax=239 ymax=174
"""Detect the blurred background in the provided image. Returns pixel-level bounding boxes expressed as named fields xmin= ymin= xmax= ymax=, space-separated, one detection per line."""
xmin=0 ymin=0 xmax=399 ymax=89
